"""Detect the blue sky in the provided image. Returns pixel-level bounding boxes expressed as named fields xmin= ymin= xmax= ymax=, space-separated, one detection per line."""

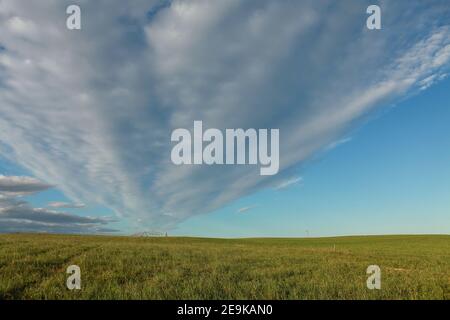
xmin=174 ymin=77 xmax=450 ymax=237
xmin=0 ymin=1 xmax=449 ymax=236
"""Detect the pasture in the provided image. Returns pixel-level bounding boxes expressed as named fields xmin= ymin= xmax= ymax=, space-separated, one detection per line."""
xmin=0 ymin=234 xmax=448 ymax=299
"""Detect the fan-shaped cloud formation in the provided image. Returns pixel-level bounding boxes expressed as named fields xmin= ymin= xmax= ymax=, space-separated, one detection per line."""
xmin=0 ymin=1 xmax=449 ymax=230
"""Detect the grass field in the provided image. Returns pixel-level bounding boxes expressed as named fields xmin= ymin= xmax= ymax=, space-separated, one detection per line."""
xmin=0 ymin=234 xmax=448 ymax=300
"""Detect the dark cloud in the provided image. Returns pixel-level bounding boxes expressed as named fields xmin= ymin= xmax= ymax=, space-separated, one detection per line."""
xmin=0 ymin=199 xmax=118 ymax=234
xmin=0 ymin=218 xmax=119 ymax=234
xmin=0 ymin=175 xmax=52 ymax=196
xmin=0 ymin=176 xmax=118 ymax=234
xmin=0 ymin=205 xmax=109 ymax=225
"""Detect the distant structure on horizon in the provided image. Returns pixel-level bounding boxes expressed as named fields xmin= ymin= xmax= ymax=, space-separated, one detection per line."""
xmin=131 ymin=231 xmax=168 ymax=237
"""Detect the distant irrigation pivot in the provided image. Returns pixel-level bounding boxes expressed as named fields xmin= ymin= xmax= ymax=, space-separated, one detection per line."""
xmin=131 ymin=231 xmax=168 ymax=237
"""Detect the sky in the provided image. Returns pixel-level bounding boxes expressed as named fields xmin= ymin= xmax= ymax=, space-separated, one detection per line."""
xmin=0 ymin=0 xmax=449 ymax=236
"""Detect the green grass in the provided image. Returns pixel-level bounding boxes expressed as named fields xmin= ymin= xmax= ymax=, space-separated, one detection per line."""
xmin=0 ymin=234 xmax=448 ymax=300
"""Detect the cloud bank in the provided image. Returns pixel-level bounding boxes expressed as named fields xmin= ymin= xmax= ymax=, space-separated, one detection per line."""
xmin=0 ymin=175 xmax=52 ymax=196
xmin=0 ymin=176 xmax=116 ymax=233
xmin=0 ymin=1 xmax=449 ymax=230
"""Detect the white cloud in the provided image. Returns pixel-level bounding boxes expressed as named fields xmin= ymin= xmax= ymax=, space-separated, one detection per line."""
xmin=0 ymin=1 xmax=449 ymax=230
xmin=237 ymin=205 xmax=257 ymax=214
xmin=47 ymin=201 xmax=85 ymax=209
xmin=5 ymin=16 xmax=36 ymax=37
xmin=275 ymin=177 xmax=303 ymax=191
xmin=325 ymin=137 xmax=353 ymax=152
